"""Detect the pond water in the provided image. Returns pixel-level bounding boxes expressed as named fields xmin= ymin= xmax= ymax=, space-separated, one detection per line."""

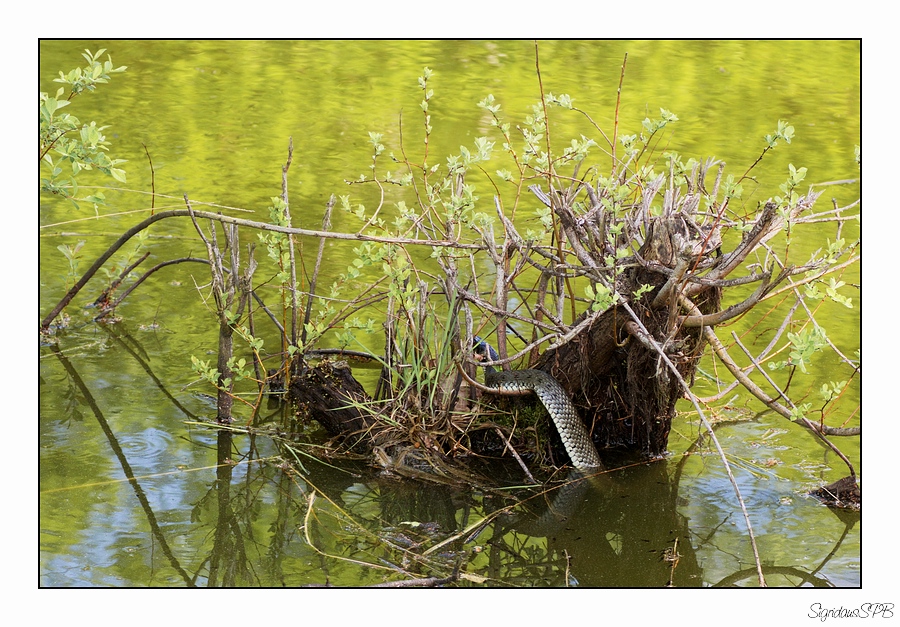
xmin=39 ymin=40 xmax=860 ymax=589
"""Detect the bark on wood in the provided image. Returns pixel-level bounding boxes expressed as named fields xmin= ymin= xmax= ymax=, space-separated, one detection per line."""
xmin=288 ymin=358 xmax=375 ymax=446
xmin=809 ymin=475 xmax=861 ymax=511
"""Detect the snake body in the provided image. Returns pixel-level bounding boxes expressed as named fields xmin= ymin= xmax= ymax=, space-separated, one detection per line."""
xmin=474 ymin=338 xmax=603 ymax=469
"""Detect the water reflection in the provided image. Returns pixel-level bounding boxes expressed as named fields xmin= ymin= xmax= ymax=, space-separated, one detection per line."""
xmin=40 ymin=327 xmax=858 ymax=586
xmin=42 ymin=341 xmax=195 ymax=586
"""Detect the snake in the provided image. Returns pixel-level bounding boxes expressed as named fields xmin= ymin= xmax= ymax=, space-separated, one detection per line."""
xmin=473 ymin=337 xmax=604 ymax=469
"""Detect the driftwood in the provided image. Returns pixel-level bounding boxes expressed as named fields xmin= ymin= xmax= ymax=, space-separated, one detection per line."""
xmin=289 ymin=358 xmax=375 ymax=443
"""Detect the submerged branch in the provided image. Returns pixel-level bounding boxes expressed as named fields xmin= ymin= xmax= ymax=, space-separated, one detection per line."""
xmin=101 ymin=256 xmax=210 ymax=314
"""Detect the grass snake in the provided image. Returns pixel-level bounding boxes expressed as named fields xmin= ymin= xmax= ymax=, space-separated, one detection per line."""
xmin=474 ymin=338 xmax=603 ymax=470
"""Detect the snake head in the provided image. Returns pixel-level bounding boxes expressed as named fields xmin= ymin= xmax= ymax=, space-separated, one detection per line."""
xmin=472 ymin=336 xmax=500 ymax=363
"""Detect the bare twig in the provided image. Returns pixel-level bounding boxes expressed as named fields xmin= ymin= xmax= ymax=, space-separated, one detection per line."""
xmin=729 ymin=331 xmax=859 ymax=474
xmin=301 ymin=195 xmax=335 ymax=348
xmin=494 ymin=426 xmax=537 ymax=484
xmin=612 ymin=53 xmax=627 ymax=177
xmin=687 ymin=291 xmax=860 ymax=440
xmin=281 ymin=138 xmax=299 ymax=347
xmin=142 ymin=143 xmax=156 ymax=214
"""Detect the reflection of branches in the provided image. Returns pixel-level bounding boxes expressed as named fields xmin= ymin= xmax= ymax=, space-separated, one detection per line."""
xmin=98 ymin=320 xmax=200 ymax=420
xmin=177 ymin=433 xmax=287 ymax=586
xmin=194 ymin=429 xmax=300 ymax=586
xmin=208 ymin=430 xmax=255 ymax=587
xmin=671 ymin=410 xmax=858 ymax=587
xmin=714 ymin=565 xmax=834 ymax=588
xmin=809 ymin=513 xmax=859 ymax=580
xmin=261 ymin=470 xmax=302 ymax=585
xmin=484 ymin=530 xmax=568 ymax=587
xmin=47 ymin=342 xmax=195 ymax=586
xmin=300 ymin=491 xmax=422 ymax=581
xmin=618 ymin=300 xmax=766 ymax=586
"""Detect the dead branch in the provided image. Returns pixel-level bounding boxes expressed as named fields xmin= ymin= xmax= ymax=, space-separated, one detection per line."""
xmin=92 ymin=251 xmax=151 ymax=311
xmin=40 ymin=207 xmax=487 ymax=332
xmin=696 ymin=300 xmax=801 ymax=404
xmin=300 ymin=195 xmax=335 ymax=348
xmin=687 ymin=198 xmax=805 ymax=292
xmin=679 ymin=269 xmax=776 ymax=328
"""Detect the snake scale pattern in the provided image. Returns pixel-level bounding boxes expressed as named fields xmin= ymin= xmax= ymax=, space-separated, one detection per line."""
xmin=474 ymin=338 xmax=603 ymax=469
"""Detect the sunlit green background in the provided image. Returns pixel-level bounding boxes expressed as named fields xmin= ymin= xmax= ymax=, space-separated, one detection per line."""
xmin=39 ymin=40 xmax=860 ymax=587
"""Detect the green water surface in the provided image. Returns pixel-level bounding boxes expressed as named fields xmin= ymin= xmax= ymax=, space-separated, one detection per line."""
xmin=39 ymin=40 xmax=860 ymax=588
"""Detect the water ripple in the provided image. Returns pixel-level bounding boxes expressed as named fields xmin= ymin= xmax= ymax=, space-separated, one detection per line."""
xmin=118 ymin=427 xmax=174 ymax=467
